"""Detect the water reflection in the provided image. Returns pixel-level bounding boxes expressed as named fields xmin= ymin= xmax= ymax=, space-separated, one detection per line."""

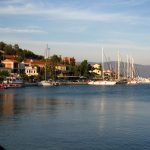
xmin=0 ymin=92 xmax=89 ymax=118
xmin=0 ymin=94 xmax=14 ymax=116
xmin=0 ymin=88 xmax=137 ymax=119
xmin=89 ymin=95 xmax=137 ymax=134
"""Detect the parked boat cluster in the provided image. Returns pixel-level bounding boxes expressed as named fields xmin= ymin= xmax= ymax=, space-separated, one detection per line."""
xmin=88 ymin=48 xmax=150 ymax=86
xmin=88 ymin=77 xmax=150 ymax=86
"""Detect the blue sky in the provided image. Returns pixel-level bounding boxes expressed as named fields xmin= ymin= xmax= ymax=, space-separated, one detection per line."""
xmin=0 ymin=0 xmax=150 ymax=64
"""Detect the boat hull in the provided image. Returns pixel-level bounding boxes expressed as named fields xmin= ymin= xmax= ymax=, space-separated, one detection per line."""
xmin=88 ymin=80 xmax=116 ymax=85
xmin=38 ymin=81 xmax=53 ymax=86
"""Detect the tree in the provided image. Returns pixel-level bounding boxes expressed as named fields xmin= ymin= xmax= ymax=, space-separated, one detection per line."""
xmin=50 ymin=55 xmax=61 ymax=64
xmin=0 ymin=42 xmax=6 ymax=50
xmin=3 ymin=44 xmax=14 ymax=55
xmin=74 ymin=65 xmax=80 ymax=76
xmin=13 ymin=44 xmax=19 ymax=51
xmin=0 ymin=70 xmax=10 ymax=77
xmin=79 ymin=60 xmax=88 ymax=77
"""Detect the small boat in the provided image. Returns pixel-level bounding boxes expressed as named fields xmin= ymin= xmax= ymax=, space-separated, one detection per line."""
xmin=6 ymin=83 xmax=22 ymax=88
xmin=138 ymin=77 xmax=150 ymax=84
xmin=0 ymin=84 xmax=7 ymax=89
xmin=88 ymin=81 xmax=95 ymax=85
xmin=127 ymin=79 xmax=138 ymax=85
xmin=38 ymin=80 xmax=53 ymax=86
xmin=95 ymin=80 xmax=116 ymax=85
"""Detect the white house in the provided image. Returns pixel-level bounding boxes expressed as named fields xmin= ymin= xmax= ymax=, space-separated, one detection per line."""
xmin=25 ymin=66 xmax=38 ymax=76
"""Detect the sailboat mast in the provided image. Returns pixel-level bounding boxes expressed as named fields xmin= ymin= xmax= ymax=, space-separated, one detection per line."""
xmin=102 ymin=47 xmax=104 ymax=80
xmin=131 ymin=57 xmax=134 ymax=79
xmin=129 ymin=56 xmax=132 ymax=78
xmin=45 ymin=62 xmax=46 ymax=81
xmin=44 ymin=44 xmax=49 ymax=81
xmin=127 ymin=55 xmax=128 ymax=78
xmin=117 ymin=50 xmax=120 ymax=80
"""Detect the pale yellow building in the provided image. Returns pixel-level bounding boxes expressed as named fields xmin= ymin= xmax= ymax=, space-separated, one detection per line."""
xmin=92 ymin=64 xmax=101 ymax=69
xmin=92 ymin=64 xmax=102 ymax=75
xmin=25 ymin=66 xmax=38 ymax=76
xmin=55 ymin=64 xmax=66 ymax=71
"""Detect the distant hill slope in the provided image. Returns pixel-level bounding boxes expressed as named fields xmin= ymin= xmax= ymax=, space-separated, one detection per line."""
xmin=135 ymin=64 xmax=150 ymax=77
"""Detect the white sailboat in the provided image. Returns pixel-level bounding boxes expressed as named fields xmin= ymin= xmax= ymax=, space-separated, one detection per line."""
xmin=38 ymin=80 xmax=53 ymax=86
xmin=116 ymin=51 xmax=128 ymax=85
xmin=127 ymin=57 xmax=138 ymax=85
xmin=88 ymin=48 xmax=116 ymax=86
xmin=38 ymin=45 xmax=53 ymax=87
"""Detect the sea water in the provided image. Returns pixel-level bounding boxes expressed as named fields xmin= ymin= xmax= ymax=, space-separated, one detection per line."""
xmin=0 ymin=84 xmax=150 ymax=150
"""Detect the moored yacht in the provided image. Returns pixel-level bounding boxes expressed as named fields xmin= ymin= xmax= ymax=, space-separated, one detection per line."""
xmin=38 ymin=44 xmax=54 ymax=87
xmin=38 ymin=80 xmax=53 ymax=86
xmin=88 ymin=48 xmax=116 ymax=86
xmin=137 ymin=77 xmax=150 ymax=84
xmin=94 ymin=80 xmax=116 ymax=85
xmin=127 ymin=79 xmax=138 ymax=85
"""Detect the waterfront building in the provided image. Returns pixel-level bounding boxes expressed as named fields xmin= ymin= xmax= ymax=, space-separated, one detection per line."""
xmin=63 ymin=57 xmax=75 ymax=65
xmin=25 ymin=66 xmax=39 ymax=76
xmin=91 ymin=64 xmax=102 ymax=75
xmin=2 ymin=59 xmax=19 ymax=73
xmin=93 ymin=64 xmax=101 ymax=69
xmin=55 ymin=64 xmax=66 ymax=71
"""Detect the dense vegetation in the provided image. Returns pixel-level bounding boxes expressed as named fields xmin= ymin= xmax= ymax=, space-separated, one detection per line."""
xmin=0 ymin=41 xmax=44 ymax=61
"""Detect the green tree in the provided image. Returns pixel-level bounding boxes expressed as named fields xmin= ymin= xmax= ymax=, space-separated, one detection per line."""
xmin=79 ymin=60 xmax=88 ymax=77
xmin=74 ymin=65 xmax=80 ymax=76
xmin=3 ymin=44 xmax=14 ymax=55
xmin=50 ymin=55 xmax=61 ymax=64
xmin=0 ymin=42 xmax=6 ymax=50
xmin=0 ymin=70 xmax=10 ymax=77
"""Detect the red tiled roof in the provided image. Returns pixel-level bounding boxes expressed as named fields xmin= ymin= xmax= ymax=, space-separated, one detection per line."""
xmin=56 ymin=64 xmax=66 ymax=67
xmin=31 ymin=61 xmax=45 ymax=65
xmin=2 ymin=59 xmax=18 ymax=63
xmin=31 ymin=61 xmax=51 ymax=65
xmin=23 ymin=59 xmax=33 ymax=64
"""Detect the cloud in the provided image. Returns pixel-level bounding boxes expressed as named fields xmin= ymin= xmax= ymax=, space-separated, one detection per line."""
xmin=0 ymin=26 xmax=46 ymax=33
xmin=0 ymin=3 xmax=138 ymax=23
xmin=110 ymin=0 xmax=148 ymax=6
xmin=0 ymin=0 xmax=30 ymax=5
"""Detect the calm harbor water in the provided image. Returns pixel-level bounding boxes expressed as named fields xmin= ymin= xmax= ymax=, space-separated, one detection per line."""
xmin=0 ymin=84 xmax=150 ymax=150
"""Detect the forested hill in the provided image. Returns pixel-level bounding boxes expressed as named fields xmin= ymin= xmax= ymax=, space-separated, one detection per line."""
xmin=0 ymin=41 xmax=44 ymax=61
